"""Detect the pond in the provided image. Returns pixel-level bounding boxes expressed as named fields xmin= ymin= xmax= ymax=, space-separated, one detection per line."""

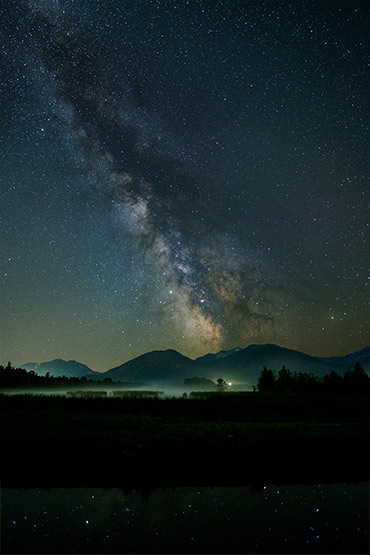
xmin=1 ymin=482 xmax=368 ymax=553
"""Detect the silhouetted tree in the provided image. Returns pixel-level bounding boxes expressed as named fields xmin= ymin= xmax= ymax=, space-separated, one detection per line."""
xmin=292 ymin=371 xmax=319 ymax=394
xmin=255 ymin=362 xmax=369 ymax=395
xmin=276 ymin=365 xmax=293 ymax=392
xmin=322 ymin=371 xmax=342 ymax=394
xmin=343 ymin=362 xmax=370 ymax=394
xmin=0 ymin=362 xmax=121 ymax=390
xmin=216 ymin=378 xmax=228 ymax=391
xmin=257 ymin=366 xmax=276 ymax=392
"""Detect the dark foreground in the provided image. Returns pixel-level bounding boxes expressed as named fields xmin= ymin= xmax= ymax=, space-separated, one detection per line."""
xmin=1 ymin=392 xmax=369 ymax=488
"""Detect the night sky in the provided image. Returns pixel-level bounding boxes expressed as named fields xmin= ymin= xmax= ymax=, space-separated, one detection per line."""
xmin=1 ymin=0 xmax=369 ymax=371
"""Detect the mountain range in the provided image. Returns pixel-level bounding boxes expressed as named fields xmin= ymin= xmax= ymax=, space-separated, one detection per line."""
xmin=20 ymin=344 xmax=370 ymax=386
xmin=21 ymin=359 xmax=100 ymax=379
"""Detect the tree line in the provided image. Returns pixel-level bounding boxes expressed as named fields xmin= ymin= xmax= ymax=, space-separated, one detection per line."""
xmin=257 ymin=362 xmax=369 ymax=395
xmin=1 ymin=361 xmax=369 ymax=395
xmin=0 ymin=362 xmax=114 ymax=388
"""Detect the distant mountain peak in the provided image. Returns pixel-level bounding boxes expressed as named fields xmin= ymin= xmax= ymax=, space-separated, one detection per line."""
xmin=245 ymin=343 xmax=288 ymax=351
xmin=19 ymin=344 xmax=369 ymax=385
xmin=104 ymin=348 xmax=196 ymax=383
xmin=154 ymin=348 xmax=184 ymax=355
xmin=20 ymin=359 xmax=97 ymax=378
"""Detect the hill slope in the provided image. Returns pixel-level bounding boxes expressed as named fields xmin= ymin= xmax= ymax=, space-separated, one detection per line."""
xmin=20 ymin=345 xmax=369 ymax=385
xmin=21 ymin=359 xmax=98 ymax=379
xmin=194 ymin=344 xmax=370 ymax=384
xmin=104 ymin=349 xmax=197 ymax=383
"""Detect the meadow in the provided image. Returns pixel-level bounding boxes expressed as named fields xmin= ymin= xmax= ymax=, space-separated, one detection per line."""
xmin=1 ymin=391 xmax=368 ymax=488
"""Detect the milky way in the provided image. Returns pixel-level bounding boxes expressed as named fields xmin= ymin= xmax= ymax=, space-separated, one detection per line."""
xmin=1 ymin=0 xmax=369 ymax=368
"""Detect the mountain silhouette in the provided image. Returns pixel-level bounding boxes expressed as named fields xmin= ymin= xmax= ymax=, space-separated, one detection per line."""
xmin=104 ymin=349 xmax=197 ymax=383
xmin=21 ymin=359 xmax=98 ymax=378
xmin=105 ymin=344 xmax=370 ymax=385
xmin=21 ymin=344 xmax=369 ymax=385
xmin=317 ymin=346 xmax=370 ymax=369
xmin=194 ymin=344 xmax=370 ymax=384
xmin=196 ymin=347 xmax=243 ymax=364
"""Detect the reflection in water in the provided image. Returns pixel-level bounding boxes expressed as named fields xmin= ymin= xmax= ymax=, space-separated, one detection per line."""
xmin=1 ymin=483 xmax=368 ymax=553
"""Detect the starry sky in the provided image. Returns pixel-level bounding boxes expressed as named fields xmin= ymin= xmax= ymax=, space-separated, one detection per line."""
xmin=1 ymin=0 xmax=369 ymax=371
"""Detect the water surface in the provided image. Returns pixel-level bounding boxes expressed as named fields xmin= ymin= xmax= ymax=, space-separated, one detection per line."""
xmin=2 ymin=482 xmax=368 ymax=553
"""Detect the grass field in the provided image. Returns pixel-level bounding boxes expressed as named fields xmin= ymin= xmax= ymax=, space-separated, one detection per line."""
xmin=1 ymin=392 xmax=368 ymax=487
